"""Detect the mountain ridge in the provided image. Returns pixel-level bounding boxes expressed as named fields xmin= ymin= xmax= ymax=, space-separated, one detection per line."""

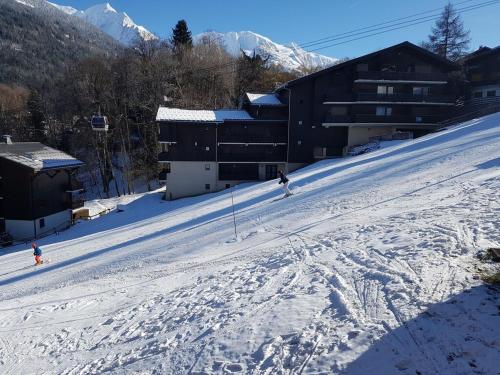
xmin=48 ymin=1 xmax=157 ymax=45
xmin=194 ymin=30 xmax=338 ymax=72
xmin=47 ymin=2 xmax=337 ymax=71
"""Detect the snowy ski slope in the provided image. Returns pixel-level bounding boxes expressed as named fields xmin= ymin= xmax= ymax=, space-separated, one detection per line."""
xmin=0 ymin=114 xmax=499 ymax=374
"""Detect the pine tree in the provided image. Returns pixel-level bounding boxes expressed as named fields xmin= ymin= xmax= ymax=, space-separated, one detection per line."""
xmin=27 ymin=90 xmax=46 ymax=142
xmin=422 ymin=3 xmax=470 ymax=61
xmin=171 ymin=20 xmax=192 ymax=50
xmin=235 ymin=52 xmax=269 ymax=99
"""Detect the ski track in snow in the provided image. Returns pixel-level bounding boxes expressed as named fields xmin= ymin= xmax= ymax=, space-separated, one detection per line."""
xmin=0 ymin=115 xmax=500 ymax=374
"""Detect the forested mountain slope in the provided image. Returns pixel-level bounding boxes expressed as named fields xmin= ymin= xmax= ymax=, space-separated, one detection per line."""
xmin=0 ymin=0 xmax=121 ymax=88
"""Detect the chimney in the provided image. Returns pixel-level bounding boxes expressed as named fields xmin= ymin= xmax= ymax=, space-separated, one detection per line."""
xmin=1 ymin=135 xmax=12 ymax=144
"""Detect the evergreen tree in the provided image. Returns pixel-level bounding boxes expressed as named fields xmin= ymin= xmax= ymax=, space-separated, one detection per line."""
xmin=27 ymin=90 xmax=46 ymax=142
xmin=422 ymin=3 xmax=470 ymax=61
xmin=171 ymin=20 xmax=193 ymax=50
xmin=235 ymin=52 xmax=269 ymax=99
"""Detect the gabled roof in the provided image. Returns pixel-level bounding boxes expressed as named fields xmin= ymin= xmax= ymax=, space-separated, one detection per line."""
xmin=245 ymin=93 xmax=284 ymax=106
xmin=156 ymin=107 xmax=253 ymax=122
xmin=0 ymin=142 xmax=83 ymax=171
xmin=279 ymin=41 xmax=458 ymax=89
xmin=462 ymin=45 xmax=500 ymax=64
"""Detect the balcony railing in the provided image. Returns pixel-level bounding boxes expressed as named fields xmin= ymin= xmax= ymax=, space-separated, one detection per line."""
xmin=218 ymin=153 xmax=287 ymax=162
xmin=322 ymin=115 xmax=353 ymax=123
xmin=356 ymin=93 xmax=455 ymax=103
xmin=218 ymin=144 xmax=287 ymax=162
xmin=356 ymin=71 xmax=449 ymax=82
xmin=218 ymin=134 xmax=287 ymax=143
xmin=354 ymin=114 xmax=443 ymax=124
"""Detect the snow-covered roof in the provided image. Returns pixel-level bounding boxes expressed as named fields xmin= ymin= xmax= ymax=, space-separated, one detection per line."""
xmin=156 ymin=107 xmax=253 ymax=122
xmin=246 ymin=93 xmax=283 ymax=106
xmin=0 ymin=143 xmax=84 ymax=171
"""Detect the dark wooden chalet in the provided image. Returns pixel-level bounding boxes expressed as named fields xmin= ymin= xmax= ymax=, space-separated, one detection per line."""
xmin=276 ymin=41 xmax=460 ymax=161
xmin=0 ymin=137 xmax=84 ymax=241
xmin=157 ymin=95 xmax=289 ymax=199
xmin=462 ymin=46 xmax=500 ymax=108
xmin=157 ymin=41 xmax=462 ymax=199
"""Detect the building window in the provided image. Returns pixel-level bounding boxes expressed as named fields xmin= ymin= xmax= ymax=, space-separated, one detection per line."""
xmin=487 ymin=90 xmax=496 ymax=97
xmin=313 ymin=147 xmax=327 ymax=158
xmin=416 ymin=116 xmax=423 ymax=123
xmin=205 ymin=146 xmax=210 ymax=151
xmin=413 ymin=87 xmax=430 ymax=96
xmin=205 ymin=184 xmax=210 ymax=190
xmin=265 ymin=165 xmax=278 ymax=180
xmin=377 ymin=86 xmax=394 ymax=95
xmin=356 ymin=63 xmax=368 ymax=72
xmin=298 ymin=121 xmax=303 ymax=125
xmin=205 ymin=164 xmax=211 ymax=171
xmin=376 ymin=107 xmax=392 ymax=116
xmin=39 ymin=218 xmax=45 ymax=228
xmin=297 ymin=140 xmax=302 ymax=145
xmin=473 ymin=91 xmax=483 ymax=98
xmin=160 ymin=143 xmax=169 ymax=153
xmin=194 ymin=141 xmax=198 ymax=146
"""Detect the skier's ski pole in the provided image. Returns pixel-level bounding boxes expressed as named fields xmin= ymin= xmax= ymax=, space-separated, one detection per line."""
xmin=230 ymin=186 xmax=237 ymax=239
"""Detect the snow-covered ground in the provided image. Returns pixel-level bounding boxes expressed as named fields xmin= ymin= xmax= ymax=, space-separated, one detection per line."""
xmin=0 ymin=114 xmax=499 ymax=374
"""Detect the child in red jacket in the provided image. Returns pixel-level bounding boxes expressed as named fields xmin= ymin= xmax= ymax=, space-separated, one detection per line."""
xmin=32 ymin=243 xmax=43 ymax=265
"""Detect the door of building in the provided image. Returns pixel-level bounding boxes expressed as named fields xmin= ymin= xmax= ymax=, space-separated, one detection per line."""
xmin=265 ymin=165 xmax=278 ymax=180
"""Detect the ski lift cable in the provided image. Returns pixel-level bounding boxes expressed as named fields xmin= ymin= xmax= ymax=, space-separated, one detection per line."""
xmin=183 ymin=0 xmax=499 ymax=77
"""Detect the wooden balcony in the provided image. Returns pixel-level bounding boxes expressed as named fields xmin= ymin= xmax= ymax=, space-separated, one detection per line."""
xmin=218 ymin=144 xmax=287 ymax=162
xmin=354 ymin=114 xmax=443 ymax=124
xmin=322 ymin=115 xmax=352 ymax=123
xmin=356 ymin=93 xmax=455 ymax=104
xmin=218 ymin=134 xmax=287 ymax=143
xmin=356 ymin=71 xmax=449 ymax=82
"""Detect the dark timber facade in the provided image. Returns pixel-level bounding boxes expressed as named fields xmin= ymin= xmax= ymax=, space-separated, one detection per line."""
xmin=157 ymin=42 xmax=462 ymax=199
xmin=157 ymin=99 xmax=292 ymax=200
xmin=462 ymin=46 xmax=500 ymax=109
xmin=277 ymin=41 xmax=460 ymax=161
xmin=0 ymin=141 xmax=84 ymax=240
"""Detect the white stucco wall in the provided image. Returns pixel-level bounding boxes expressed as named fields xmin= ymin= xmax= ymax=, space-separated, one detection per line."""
xmin=5 ymin=219 xmax=34 ymax=240
xmin=164 ymin=161 xmax=218 ymax=200
xmin=163 ymin=162 xmax=304 ymax=200
xmin=37 ymin=210 xmax=72 ymax=237
xmin=6 ymin=210 xmax=72 ymax=241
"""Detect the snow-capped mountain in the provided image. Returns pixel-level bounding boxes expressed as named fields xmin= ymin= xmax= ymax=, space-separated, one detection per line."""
xmin=48 ymin=2 xmax=157 ymax=46
xmin=194 ymin=31 xmax=338 ymax=72
xmin=41 ymin=2 xmax=334 ymax=70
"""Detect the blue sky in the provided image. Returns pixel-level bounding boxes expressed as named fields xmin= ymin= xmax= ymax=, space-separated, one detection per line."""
xmin=58 ymin=0 xmax=500 ymax=58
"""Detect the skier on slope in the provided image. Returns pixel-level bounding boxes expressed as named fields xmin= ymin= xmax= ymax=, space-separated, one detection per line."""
xmin=32 ymin=242 xmax=43 ymax=265
xmin=278 ymin=170 xmax=292 ymax=197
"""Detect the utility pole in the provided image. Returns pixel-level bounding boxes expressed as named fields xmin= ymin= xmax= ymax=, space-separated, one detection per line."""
xmin=230 ymin=185 xmax=237 ymax=240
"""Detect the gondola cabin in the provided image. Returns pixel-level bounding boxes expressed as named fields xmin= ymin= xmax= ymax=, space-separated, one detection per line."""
xmin=91 ymin=115 xmax=109 ymax=132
